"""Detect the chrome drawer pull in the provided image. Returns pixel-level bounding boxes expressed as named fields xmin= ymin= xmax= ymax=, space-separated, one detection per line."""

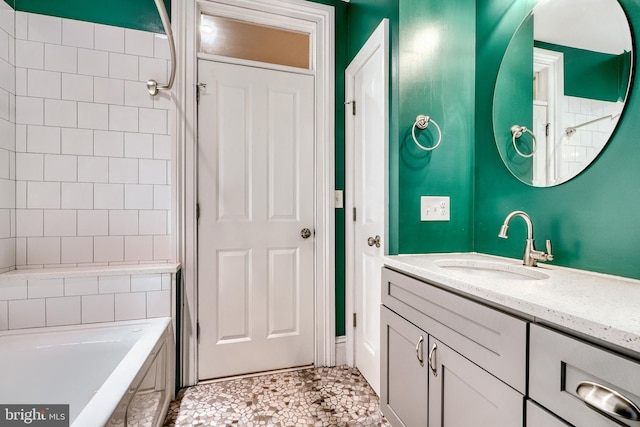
xmin=415 ymin=336 xmax=424 ymax=367
xmin=428 ymin=342 xmax=437 ymax=377
xmin=576 ymin=381 xmax=640 ymax=421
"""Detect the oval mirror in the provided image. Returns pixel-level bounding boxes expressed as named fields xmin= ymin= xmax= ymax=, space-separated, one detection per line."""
xmin=493 ymin=0 xmax=633 ymax=187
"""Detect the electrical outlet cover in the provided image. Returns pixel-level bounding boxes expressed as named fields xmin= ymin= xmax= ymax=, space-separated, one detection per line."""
xmin=420 ymin=196 xmax=450 ymax=221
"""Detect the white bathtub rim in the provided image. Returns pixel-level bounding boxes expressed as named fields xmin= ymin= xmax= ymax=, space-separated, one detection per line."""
xmin=0 ymin=317 xmax=168 ymax=338
xmin=71 ymin=317 xmax=171 ymax=427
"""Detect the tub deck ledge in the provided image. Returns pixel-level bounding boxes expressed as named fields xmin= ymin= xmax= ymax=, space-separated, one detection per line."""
xmin=0 ymin=263 xmax=181 ymax=281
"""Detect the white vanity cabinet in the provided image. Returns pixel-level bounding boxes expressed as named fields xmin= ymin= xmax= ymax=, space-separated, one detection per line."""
xmin=381 ymin=267 xmax=527 ymax=427
xmin=383 ymin=253 xmax=640 ymax=427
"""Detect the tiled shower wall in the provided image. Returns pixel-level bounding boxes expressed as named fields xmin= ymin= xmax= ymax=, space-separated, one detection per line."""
xmin=13 ymin=12 xmax=172 ymax=268
xmin=0 ymin=271 xmax=173 ymax=330
xmin=0 ymin=3 xmax=15 ymax=273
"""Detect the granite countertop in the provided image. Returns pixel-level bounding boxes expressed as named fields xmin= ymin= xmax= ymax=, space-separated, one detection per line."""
xmin=384 ymin=252 xmax=640 ymax=356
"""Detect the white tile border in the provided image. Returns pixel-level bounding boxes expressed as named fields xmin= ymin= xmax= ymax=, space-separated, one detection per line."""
xmin=0 ymin=262 xmax=180 ymax=280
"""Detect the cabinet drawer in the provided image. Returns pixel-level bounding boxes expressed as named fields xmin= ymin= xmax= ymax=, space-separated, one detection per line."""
xmin=382 ymin=267 xmax=527 ymax=393
xmin=530 ymin=324 xmax=640 ymax=427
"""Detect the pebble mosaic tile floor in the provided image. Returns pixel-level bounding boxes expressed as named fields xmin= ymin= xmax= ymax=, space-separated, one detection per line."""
xmin=163 ymin=366 xmax=391 ymax=426
xmin=128 ymin=391 xmax=164 ymax=427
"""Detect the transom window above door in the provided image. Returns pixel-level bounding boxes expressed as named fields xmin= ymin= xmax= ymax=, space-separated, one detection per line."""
xmin=199 ymin=14 xmax=311 ymax=69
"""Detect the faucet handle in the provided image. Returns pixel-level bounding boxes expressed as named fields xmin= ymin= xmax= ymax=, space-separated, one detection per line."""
xmin=545 ymin=240 xmax=554 ymax=261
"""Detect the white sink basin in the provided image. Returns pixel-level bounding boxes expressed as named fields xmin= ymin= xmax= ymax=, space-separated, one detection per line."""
xmin=434 ymin=259 xmax=549 ymax=281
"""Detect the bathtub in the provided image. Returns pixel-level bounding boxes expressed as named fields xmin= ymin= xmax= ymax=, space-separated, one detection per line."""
xmin=0 ymin=317 xmax=174 ymax=427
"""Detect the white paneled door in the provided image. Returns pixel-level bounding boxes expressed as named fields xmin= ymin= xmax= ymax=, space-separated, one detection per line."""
xmin=346 ymin=19 xmax=388 ymax=396
xmin=197 ymin=60 xmax=315 ymax=380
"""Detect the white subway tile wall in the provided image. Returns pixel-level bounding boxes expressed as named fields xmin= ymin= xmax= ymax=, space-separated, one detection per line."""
xmin=0 ymin=11 xmax=175 ymax=332
xmin=13 ymin=12 xmax=172 ymax=268
xmin=0 ymin=4 xmax=14 ymax=272
xmin=0 ymin=272 xmax=173 ymax=330
xmin=560 ymin=96 xmax=623 ymax=177
xmin=8 ymin=298 xmax=45 ymax=329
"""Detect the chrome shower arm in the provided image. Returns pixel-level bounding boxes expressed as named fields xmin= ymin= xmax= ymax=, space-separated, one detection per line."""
xmin=147 ymin=0 xmax=176 ymax=96
xmin=565 ymin=112 xmax=620 ymax=136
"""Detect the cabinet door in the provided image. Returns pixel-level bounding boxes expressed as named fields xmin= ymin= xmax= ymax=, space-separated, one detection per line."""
xmin=526 ymin=400 xmax=571 ymax=427
xmin=381 ymin=307 xmax=428 ymax=427
xmin=428 ymin=337 xmax=524 ymax=427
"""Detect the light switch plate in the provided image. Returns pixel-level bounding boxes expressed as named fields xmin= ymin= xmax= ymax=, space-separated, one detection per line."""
xmin=334 ymin=190 xmax=344 ymax=209
xmin=420 ymin=196 xmax=450 ymax=221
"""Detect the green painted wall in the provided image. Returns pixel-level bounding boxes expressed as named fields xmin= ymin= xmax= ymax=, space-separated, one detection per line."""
xmin=13 ymin=0 xmax=170 ymax=33
xmin=396 ymin=0 xmax=475 ymax=254
xmin=475 ymin=0 xmax=640 ymax=280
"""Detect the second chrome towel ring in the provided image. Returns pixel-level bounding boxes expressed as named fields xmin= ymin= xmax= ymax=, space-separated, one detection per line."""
xmin=510 ymin=125 xmax=537 ymax=158
xmin=412 ymin=115 xmax=442 ymax=151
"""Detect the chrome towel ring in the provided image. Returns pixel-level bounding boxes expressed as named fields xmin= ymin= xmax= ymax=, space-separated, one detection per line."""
xmin=412 ymin=115 xmax=442 ymax=151
xmin=510 ymin=125 xmax=536 ymax=158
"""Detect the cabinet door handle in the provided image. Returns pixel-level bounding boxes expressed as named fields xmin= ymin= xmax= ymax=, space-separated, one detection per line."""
xmin=576 ymin=381 xmax=640 ymax=421
xmin=428 ymin=342 xmax=438 ymax=376
xmin=415 ymin=336 xmax=424 ymax=367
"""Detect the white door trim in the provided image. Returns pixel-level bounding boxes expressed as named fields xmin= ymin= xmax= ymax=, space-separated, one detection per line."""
xmin=344 ymin=19 xmax=389 ymax=367
xmin=534 ymin=47 xmax=564 ymax=185
xmin=174 ymin=0 xmax=335 ymax=386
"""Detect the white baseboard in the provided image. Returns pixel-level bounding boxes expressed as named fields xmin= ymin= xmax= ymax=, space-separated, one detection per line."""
xmin=335 ymin=335 xmax=347 ymax=366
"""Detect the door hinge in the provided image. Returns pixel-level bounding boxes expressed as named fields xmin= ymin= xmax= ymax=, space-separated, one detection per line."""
xmin=353 ymin=207 xmax=357 ymax=222
xmin=197 ymin=322 xmax=200 ymax=342
xmin=196 ymin=83 xmax=206 ymax=103
xmin=345 ymin=100 xmax=356 ymax=116
xmin=196 ymin=203 xmax=200 ymax=221
xmin=353 ymin=313 xmax=357 ymax=328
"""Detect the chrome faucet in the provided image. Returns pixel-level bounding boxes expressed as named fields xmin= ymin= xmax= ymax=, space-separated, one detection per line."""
xmin=498 ymin=211 xmax=553 ymax=267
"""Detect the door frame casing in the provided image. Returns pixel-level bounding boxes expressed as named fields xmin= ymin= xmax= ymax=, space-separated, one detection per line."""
xmin=344 ymin=19 xmax=389 ymax=367
xmin=174 ymin=0 xmax=336 ymax=386
xmin=533 ymin=47 xmax=564 ymax=186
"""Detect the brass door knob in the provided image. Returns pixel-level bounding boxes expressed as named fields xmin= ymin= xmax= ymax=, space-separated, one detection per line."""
xmin=367 ymin=235 xmax=381 ymax=248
